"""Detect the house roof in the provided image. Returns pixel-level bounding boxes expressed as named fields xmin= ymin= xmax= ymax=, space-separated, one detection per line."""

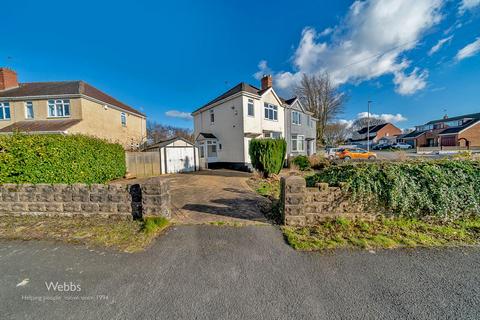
xmin=439 ymin=119 xmax=480 ymax=135
xmin=196 ymin=132 xmax=217 ymax=140
xmin=0 ymin=81 xmax=145 ymax=117
xmin=192 ymin=82 xmax=301 ymax=114
xmin=0 ymin=119 xmax=81 ymax=133
xmin=356 ymin=123 xmax=389 ymax=135
xmin=192 ymin=83 xmax=260 ymax=114
xmin=403 ymin=130 xmax=427 ymax=139
xmin=426 ymin=112 xmax=480 ymax=125
xmin=144 ymin=136 xmax=194 ymax=149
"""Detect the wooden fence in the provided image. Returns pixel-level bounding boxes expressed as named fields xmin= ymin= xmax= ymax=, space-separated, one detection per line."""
xmin=126 ymin=152 xmax=161 ymax=177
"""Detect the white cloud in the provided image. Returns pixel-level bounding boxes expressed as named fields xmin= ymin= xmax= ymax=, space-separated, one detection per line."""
xmin=357 ymin=112 xmax=407 ymax=123
xmin=459 ymin=0 xmax=480 ymax=13
xmin=259 ymin=0 xmax=444 ymax=95
xmin=338 ymin=119 xmax=354 ymax=128
xmin=455 ymin=37 xmax=480 ymax=61
xmin=319 ymin=27 xmax=333 ymax=37
xmin=253 ymin=60 xmax=272 ymax=80
xmin=393 ymin=67 xmax=428 ymax=95
xmin=428 ymin=35 xmax=454 ymax=55
xmin=165 ymin=110 xmax=193 ymax=120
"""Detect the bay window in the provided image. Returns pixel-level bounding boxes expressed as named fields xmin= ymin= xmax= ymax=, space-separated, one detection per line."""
xmin=291 ymin=134 xmax=305 ymax=152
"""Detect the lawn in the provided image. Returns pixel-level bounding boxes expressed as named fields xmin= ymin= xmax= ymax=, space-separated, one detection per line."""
xmin=0 ymin=215 xmax=170 ymax=253
xmin=283 ymin=216 xmax=480 ymax=251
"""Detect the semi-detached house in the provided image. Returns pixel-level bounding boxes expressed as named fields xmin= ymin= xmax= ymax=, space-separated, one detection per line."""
xmin=0 ymin=68 xmax=146 ymax=149
xmin=192 ymin=75 xmax=317 ymax=170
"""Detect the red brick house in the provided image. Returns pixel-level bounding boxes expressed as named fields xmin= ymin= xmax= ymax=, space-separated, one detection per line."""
xmin=349 ymin=123 xmax=402 ymax=147
xmin=403 ymin=113 xmax=480 ymax=148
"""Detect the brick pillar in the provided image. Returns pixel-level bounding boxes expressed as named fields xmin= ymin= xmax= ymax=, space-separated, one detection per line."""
xmin=281 ymin=175 xmax=306 ymax=226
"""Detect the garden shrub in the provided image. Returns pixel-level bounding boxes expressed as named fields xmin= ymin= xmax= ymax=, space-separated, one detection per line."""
xmin=249 ymin=139 xmax=286 ymax=178
xmin=0 ymin=134 xmax=126 ymax=184
xmin=291 ymin=155 xmax=311 ymax=171
xmin=306 ymin=160 xmax=480 ymax=218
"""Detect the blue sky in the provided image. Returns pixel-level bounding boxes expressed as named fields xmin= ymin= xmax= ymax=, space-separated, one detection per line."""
xmin=1 ymin=0 xmax=479 ymax=130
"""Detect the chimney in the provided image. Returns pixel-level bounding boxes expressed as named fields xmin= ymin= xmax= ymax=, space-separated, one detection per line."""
xmin=261 ymin=74 xmax=272 ymax=90
xmin=443 ymin=114 xmax=448 ymax=120
xmin=0 ymin=68 xmax=19 ymax=91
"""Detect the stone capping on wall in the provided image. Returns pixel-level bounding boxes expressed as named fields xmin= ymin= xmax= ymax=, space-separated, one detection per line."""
xmin=0 ymin=180 xmax=171 ymax=219
xmin=281 ymin=175 xmax=365 ymax=227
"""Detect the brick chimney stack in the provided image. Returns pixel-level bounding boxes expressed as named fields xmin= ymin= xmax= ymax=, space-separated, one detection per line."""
xmin=261 ymin=74 xmax=273 ymax=90
xmin=0 ymin=68 xmax=19 ymax=91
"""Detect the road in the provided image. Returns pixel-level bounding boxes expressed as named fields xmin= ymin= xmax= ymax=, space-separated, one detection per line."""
xmin=2 ymin=226 xmax=480 ymax=319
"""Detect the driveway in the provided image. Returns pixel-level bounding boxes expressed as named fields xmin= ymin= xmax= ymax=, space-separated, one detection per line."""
xmin=166 ymin=169 xmax=268 ymax=224
xmin=2 ymin=226 xmax=480 ymax=320
xmin=115 ymin=169 xmax=269 ymax=225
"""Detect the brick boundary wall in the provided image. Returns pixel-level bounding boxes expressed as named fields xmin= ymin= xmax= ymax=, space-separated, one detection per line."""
xmin=281 ymin=175 xmax=367 ymax=226
xmin=0 ymin=181 xmax=171 ymax=219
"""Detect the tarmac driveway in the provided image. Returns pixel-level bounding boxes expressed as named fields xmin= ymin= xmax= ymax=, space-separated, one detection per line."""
xmin=166 ymin=169 xmax=268 ymax=224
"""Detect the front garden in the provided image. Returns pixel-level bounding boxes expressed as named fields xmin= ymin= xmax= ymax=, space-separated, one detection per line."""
xmin=248 ymin=146 xmax=480 ymax=250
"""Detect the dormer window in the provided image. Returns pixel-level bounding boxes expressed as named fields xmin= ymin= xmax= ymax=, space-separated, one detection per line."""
xmin=48 ymin=99 xmax=70 ymax=117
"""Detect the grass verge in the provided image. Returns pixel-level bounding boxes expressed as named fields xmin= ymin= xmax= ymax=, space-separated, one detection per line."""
xmin=283 ymin=216 xmax=480 ymax=251
xmin=0 ymin=215 xmax=170 ymax=253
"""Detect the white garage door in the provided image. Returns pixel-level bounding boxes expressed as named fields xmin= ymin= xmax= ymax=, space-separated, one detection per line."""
xmin=165 ymin=147 xmax=196 ymax=174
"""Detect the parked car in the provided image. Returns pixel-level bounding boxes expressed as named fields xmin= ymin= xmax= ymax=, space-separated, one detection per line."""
xmin=391 ymin=142 xmax=413 ymax=149
xmin=372 ymin=143 xmax=392 ymax=150
xmin=337 ymin=148 xmax=377 ymax=160
xmin=326 ymin=148 xmax=342 ymax=159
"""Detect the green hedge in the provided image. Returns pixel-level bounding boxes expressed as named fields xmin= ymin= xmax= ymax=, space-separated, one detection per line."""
xmin=249 ymin=139 xmax=286 ymax=178
xmin=0 ymin=134 xmax=126 ymax=184
xmin=306 ymin=160 xmax=480 ymax=218
xmin=291 ymin=155 xmax=311 ymax=171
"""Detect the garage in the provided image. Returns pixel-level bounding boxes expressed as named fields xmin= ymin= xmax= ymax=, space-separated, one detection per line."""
xmin=143 ymin=137 xmax=199 ymax=174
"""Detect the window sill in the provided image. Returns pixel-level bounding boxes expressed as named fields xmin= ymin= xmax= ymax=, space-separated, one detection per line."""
xmin=47 ymin=116 xmax=71 ymax=119
xmin=264 ymin=118 xmax=278 ymax=122
xmin=0 ymin=119 xmax=11 ymax=121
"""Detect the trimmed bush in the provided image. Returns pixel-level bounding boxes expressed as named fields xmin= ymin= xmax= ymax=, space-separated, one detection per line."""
xmin=0 ymin=134 xmax=126 ymax=184
xmin=249 ymin=139 xmax=286 ymax=178
xmin=306 ymin=160 xmax=480 ymax=218
xmin=291 ymin=155 xmax=310 ymax=171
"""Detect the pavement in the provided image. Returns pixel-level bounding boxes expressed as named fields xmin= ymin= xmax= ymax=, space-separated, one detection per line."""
xmin=2 ymin=225 xmax=480 ymax=320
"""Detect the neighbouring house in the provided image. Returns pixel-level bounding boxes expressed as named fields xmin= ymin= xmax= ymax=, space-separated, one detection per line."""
xmin=192 ymin=75 xmax=317 ymax=171
xmin=349 ymin=123 xmax=402 ymax=147
xmin=403 ymin=113 xmax=480 ymax=148
xmin=0 ymin=68 xmax=146 ymax=149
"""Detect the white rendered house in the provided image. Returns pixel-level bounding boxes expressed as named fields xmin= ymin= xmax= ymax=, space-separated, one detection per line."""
xmin=192 ymin=75 xmax=317 ymax=170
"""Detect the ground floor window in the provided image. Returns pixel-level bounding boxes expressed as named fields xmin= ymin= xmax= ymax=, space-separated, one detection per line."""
xmin=264 ymin=131 xmax=282 ymax=139
xmin=207 ymin=140 xmax=217 ymax=157
xmin=291 ymin=134 xmax=305 ymax=152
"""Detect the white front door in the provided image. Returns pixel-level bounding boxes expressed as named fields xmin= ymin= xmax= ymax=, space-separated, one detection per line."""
xmin=166 ymin=147 xmax=196 ymax=173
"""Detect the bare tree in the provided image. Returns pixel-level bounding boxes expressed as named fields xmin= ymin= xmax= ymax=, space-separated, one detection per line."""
xmin=147 ymin=121 xmax=194 ymax=144
xmin=323 ymin=122 xmax=350 ymax=146
xmin=295 ymin=73 xmax=347 ymax=144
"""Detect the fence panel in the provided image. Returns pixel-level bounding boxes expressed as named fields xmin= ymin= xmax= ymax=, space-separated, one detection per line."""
xmin=126 ymin=151 xmax=161 ymax=177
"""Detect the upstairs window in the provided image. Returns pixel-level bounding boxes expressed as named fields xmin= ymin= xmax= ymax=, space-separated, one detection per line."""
xmin=0 ymin=102 xmax=11 ymax=120
xmin=292 ymin=111 xmax=301 ymax=125
xmin=210 ymin=109 xmax=215 ymax=124
xmin=247 ymin=99 xmax=254 ymax=117
xmin=264 ymin=103 xmax=278 ymax=121
xmin=25 ymin=101 xmax=34 ymax=119
xmin=121 ymin=112 xmax=127 ymax=127
xmin=48 ymin=99 xmax=70 ymax=117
